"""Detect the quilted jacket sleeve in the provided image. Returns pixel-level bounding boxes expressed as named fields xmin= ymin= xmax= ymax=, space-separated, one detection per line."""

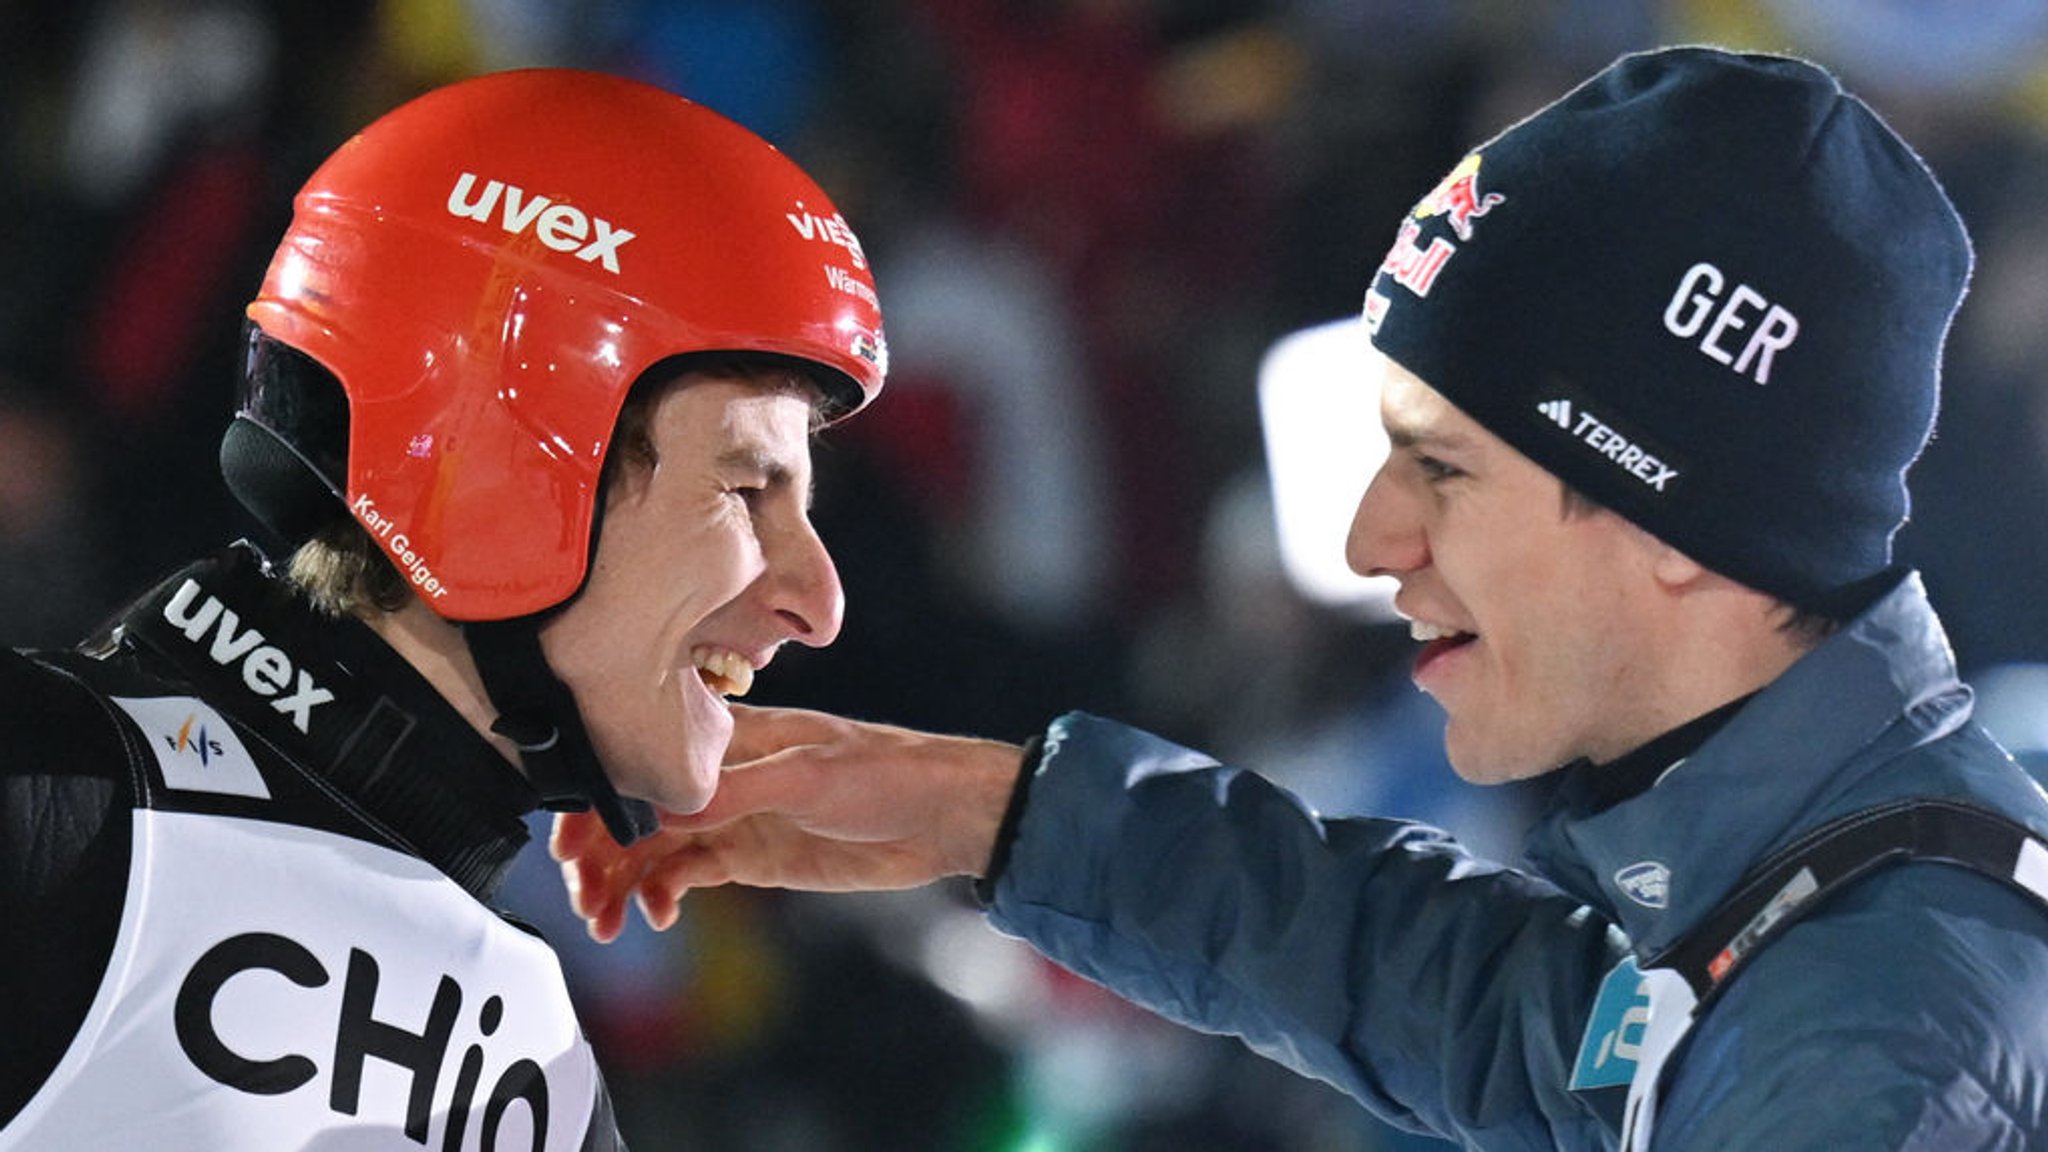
xmin=986 ymin=712 xmax=1629 ymax=1152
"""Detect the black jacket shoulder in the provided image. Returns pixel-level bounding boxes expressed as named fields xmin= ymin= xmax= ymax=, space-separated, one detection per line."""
xmin=0 ymin=645 xmax=138 ymax=885
xmin=0 ymin=646 xmax=141 ymax=1124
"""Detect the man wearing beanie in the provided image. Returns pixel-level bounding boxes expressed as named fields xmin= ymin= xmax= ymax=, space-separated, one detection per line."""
xmin=554 ymin=48 xmax=2048 ymax=1149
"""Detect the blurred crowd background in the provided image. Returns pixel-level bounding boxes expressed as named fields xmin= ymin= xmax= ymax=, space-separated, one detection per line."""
xmin=8 ymin=1 xmax=2048 ymax=1148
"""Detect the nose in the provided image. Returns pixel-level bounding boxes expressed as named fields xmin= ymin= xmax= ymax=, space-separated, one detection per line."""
xmin=767 ymin=517 xmax=845 ymax=648
xmin=1346 ymin=464 xmax=1427 ymax=579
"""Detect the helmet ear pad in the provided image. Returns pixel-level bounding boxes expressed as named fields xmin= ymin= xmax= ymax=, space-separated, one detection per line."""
xmin=221 ymin=327 xmax=354 ymax=550
xmin=220 ymin=415 xmax=348 ymax=548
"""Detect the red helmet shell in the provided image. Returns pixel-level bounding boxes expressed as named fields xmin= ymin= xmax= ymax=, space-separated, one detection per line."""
xmin=246 ymin=69 xmax=886 ymax=621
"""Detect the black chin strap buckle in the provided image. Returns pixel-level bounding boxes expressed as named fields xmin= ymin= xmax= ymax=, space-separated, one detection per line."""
xmin=491 ymin=711 xmax=562 ymax=755
xmin=468 ymin=619 xmax=657 ymax=846
xmin=491 ymin=709 xmax=657 ymax=844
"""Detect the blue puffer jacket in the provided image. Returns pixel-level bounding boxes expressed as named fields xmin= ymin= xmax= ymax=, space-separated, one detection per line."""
xmin=987 ymin=574 xmax=2048 ymax=1150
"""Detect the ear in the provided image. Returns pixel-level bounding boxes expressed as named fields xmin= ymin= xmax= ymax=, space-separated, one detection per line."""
xmin=1589 ymin=506 xmax=1706 ymax=592
xmin=1647 ymin=536 xmax=1710 ymax=591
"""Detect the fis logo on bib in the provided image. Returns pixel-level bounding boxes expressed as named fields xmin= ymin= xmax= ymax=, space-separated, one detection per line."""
xmin=167 ymin=713 xmax=226 ymax=766
xmin=112 ymin=695 xmax=269 ymax=799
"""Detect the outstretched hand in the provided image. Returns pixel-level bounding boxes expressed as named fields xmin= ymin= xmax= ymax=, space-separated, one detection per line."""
xmin=550 ymin=704 xmax=1024 ymax=942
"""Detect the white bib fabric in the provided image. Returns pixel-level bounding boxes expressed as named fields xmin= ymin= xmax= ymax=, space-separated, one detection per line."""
xmin=0 ymin=808 xmax=601 ymax=1151
xmin=1619 ymin=966 xmax=1697 ymax=1152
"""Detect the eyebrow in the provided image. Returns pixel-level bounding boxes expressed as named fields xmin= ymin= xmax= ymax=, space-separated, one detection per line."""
xmin=719 ymin=444 xmax=815 ymax=507
xmin=1384 ymin=421 xmax=1479 ymax=454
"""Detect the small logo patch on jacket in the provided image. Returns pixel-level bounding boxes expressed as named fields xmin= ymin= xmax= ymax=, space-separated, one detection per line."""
xmin=1615 ymin=861 xmax=1671 ymax=909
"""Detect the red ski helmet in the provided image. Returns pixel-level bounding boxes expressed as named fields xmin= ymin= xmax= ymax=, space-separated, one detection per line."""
xmin=230 ymin=68 xmax=887 ymax=621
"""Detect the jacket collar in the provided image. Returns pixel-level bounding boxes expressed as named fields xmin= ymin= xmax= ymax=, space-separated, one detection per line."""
xmin=110 ymin=542 xmax=540 ymax=900
xmin=1523 ymin=571 xmax=1973 ymax=958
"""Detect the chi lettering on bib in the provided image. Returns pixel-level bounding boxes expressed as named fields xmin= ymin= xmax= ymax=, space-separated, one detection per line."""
xmin=0 ymin=810 xmax=601 ymax=1150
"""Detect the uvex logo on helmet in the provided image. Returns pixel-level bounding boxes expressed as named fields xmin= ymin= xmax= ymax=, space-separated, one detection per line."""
xmin=445 ymin=171 xmax=637 ymax=274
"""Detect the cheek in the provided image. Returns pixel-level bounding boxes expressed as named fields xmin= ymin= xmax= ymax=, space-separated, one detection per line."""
xmin=1505 ymin=569 xmax=1640 ymax=731
xmin=595 ymin=499 xmax=759 ymax=611
xmin=1449 ymin=554 xmax=1590 ymax=713
xmin=670 ymin=516 xmax=768 ymax=610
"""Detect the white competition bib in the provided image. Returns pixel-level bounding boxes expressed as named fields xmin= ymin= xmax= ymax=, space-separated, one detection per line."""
xmin=0 ymin=809 xmax=600 ymax=1151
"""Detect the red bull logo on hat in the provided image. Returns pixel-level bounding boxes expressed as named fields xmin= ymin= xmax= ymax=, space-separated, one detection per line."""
xmin=1372 ymin=153 xmax=1508 ymax=309
xmin=1414 ymin=154 xmax=1505 ymax=241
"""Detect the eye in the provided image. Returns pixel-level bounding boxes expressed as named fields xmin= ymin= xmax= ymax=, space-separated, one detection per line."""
xmin=717 ymin=456 xmax=800 ymax=516
xmin=1414 ymin=453 xmax=1465 ymax=483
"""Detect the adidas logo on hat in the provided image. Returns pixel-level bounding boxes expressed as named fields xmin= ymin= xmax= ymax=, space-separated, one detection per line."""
xmin=1536 ymin=398 xmax=1680 ymax=493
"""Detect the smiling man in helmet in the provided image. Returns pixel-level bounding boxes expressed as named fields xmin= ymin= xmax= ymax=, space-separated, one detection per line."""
xmin=0 ymin=69 xmax=883 ymax=1148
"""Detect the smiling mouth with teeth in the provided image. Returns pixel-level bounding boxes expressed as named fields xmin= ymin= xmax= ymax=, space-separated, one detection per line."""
xmin=1406 ymin=619 xmax=1477 ymax=680
xmin=692 ymin=648 xmax=756 ymax=698
xmin=1409 ymin=620 xmax=1472 ymax=644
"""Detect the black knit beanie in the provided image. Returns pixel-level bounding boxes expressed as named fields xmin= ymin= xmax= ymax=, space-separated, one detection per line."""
xmin=1365 ymin=46 xmax=1973 ymax=617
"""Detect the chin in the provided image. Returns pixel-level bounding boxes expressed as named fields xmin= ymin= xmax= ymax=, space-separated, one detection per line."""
xmin=1443 ymin=732 xmax=1525 ymax=786
xmin=662 ymin=786 xmax=717 ymax=817
xmin=1442 ymin=730 xmax=1490 ymax=783
xmin=1443 ymin=707 xmax=1580 ymax=785
xmin=604 ymin=744 xmax=718 ymax=817
xmin=1450 ymin=745 xmax=1568 ymax=787
xmin=1448 ymin=760 xmax=1509 ymax=786
xmin=647 ymin=765 xmax=719 ymax=816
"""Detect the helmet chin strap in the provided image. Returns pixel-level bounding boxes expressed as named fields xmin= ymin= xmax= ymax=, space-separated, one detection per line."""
xmin=464 ymin=615 xmax=658 ymax=846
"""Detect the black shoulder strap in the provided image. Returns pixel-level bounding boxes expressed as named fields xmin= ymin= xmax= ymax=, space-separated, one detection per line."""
xmin=1648 ymin=798 xmax=2048 ymax=1012
xmin=85 ymin=546 xmax=541 ymax=897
